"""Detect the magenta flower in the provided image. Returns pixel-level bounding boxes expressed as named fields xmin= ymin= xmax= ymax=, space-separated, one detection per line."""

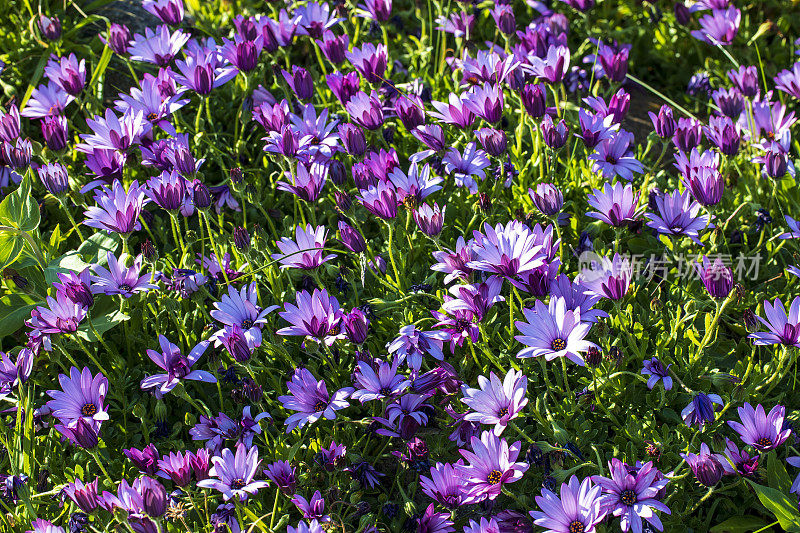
xmin=586 ymin=181 xmax=640 ymax=227
xmin=593 ymin=459 xmax=670 ymax=533
xmin=278 ymin=289 xmax=344 ymax=345
xmin=44 ymin=53 xmax=85 ymax=96
xmin=78 ymin=108 xmax=147 ymax=153
xmin=346 ymin=90 xmax=384 ymax=130
xmin=691 ymin=6 xmax=740 ymax=45
xmin=46 ymin=367 xmax=109 ymax=428
xmin=273 ymin=224 xmax=335 ymax=270
xmin=681 ymin=443 xmax=724 ymax=487
xmin=277 ymin=367 xmax=353 ymax=432
xmin=748 ymin=297 xmax=800 ymax=347
xmin=357 ymin=180 xmax=398 ymax=219
xmin=277 ymin=162 xmax=327 ymax=202
xmin=140 ymin=335 xmax=215 ymax=397
xmin=461 ymin=368 xmax=527 ymax=436
xmin=298 ymin=2 xmax=344 ymax=37
xmin=292 ymin=490 xmax=330 ymax=522
xmin=388 ymin=325 xmax=448 ymax=369
xmin=28 ymin=519 xmax=64 ymax=533
xmin=387 ymin=161 xmax=442 ymax=204
xmin=414 ymin=202 xmax=445 ymax=236
xmin=515 ymin=297 xmax=596 ymax=365
xmin=27 ymin=291 xmax=87 ymax=337
xmin=465 ymin=82 xmax=504 ymax=124
xmin=90 ymin=252 xmax=157 ymax=297
xmin=157 ymin=451 xmax=193 ymax=486
xmin=456 ymin=430 xmax=528 ymax=503
xmin=577 ymin=253 xmax=632 ymax=301
xmin=172 ymin=43 xmax=237 ymax=95
xmin=714 ymin=439 xmax=759 ymax=478
xmin=197 ymin=443 xmax=269 ymax=501
xmin=694 ymin=256 xmax=733 ymax=299
xmin=775 ymin=62 xmax=800 ymax=100
xmin=352 ymin=359 xmax=410 ymax=402
xmin=645 ymin=189 xmax=712 ymax=245
xmin=142 ymin=0 xmax=184 ymax=25
xmin=128 ymin=25 xmax=189 ymax=65
xmin=356 ymin=0 xmax=392 ymax=21
xmin=548 ymin=274 xmax=608 ymax=324
xmin=467 ymin=221 xmax=546 ymax=278
xmin=430 ymin=92 xmax=475 ymax=129
xmin=531 ymin=475 xmax=607 ymax=533
xmin=263 ymin=460 xmax=297 ymax=494
xmin=525 ymin=45 xmax=570 ymax=83
xmin=442 ymin=276 xmax=505 ymax=320
xmin=727 ymin=403 xmax=791 ymax=451
xmin=420 ymin=461 xmax=465 ymax=509
xmin=435 ymin=12 xmax=475 ymax=39
xmin=115 ymin=74 xmax=189 ymax=136
xmin=346 ymin=43 xmax=388 ymax=84
xmin=431 ymin=236 xmax=475 ymax=284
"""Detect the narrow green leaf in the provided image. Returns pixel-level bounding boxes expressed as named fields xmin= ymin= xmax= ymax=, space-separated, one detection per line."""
xmin=19 ymin=51 xmax=50 ymax=109
xmin=89 ymin=46 xmax=113 ymax=91
xmin=710 ymin=516 xmax=767 ymax=533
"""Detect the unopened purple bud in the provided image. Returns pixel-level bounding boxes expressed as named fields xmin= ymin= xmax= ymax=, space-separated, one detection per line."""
xmin=42 ymin=115 xmax=69 ymax=151
xmin=599 ymin=47 xmax=629 ymax=83
xmin=192 ymin=181 xmax=212 ymax=209
xmin=338 ymin=123 xmax=367 ymax=156
xmin=413 ymin=202 xmax=445 ymax=236
xmin=172 ymin=145 xmax=196 ymax=177
xmin=3 ymin=138 xmax=31 ymax=169
xmin=284 ymin=67 xmax=314 ymax=100
xmin=475 ymin=128 xmax=507 ymax=156
xmin=339 ymin=220 xmax=366 ymax=253
xmin=141 ymin=240 xmax=158 ymax=261
xmin=229 ymin=167 xmax=244 ymax=184
xmin=492 ymin=5 xmax=516 ymax=35
xmin=39 ymin=15 xmax=62 ymax=40
xmin=37 ymin=162 xmax=70 ymax=197
xmin=0 ymin=104 xmax=20 ymax=143
xmin=318 ymin=31 xmax=348 ymax=64
xmin=528 ymin=183 xmax=563 ymax=216
xmin=344 ymin=308 xmax=370 ymax=344
xmin=228 ymin=333 xmax=252 ymax=362
xmin=521 ymin=83 xmax=547 ymax=119
xmin=674 ymin=2 xmax=691 ymax=25
xmin=541 ymin=116 xmax=568 ymax=149
xmin=649 ymin=105 xmax=676 ymax=138
xmin=233 ymin=226 xmax=250 ymax=252
xmin=764 ymin=147 xmax=788 ymax=178
xmin=140 ymin=477 xmax=167 ymax=518
xmin=329 ymin=159 xmax=346 ymax=185
xmin=394 ymin=95 xmax=425 ymax=130
xmin=108 ymin=24 xmax=131 ymax=55
xmin=335 ymin=191 xmax=352 ymax=212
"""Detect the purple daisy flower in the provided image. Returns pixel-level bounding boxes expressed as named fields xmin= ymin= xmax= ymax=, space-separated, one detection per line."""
xmin=417 ymin=503 xmax=455 ymax=533
xmin=356 ymin=0 xmax=392 ymax=22
xmin=442 ymin=142 xmax=490 ymax=193
xmin=277 ymin=368 xmax=353 ymax=432
xmin=272 ymin=224 xmax=336 ymax=270
xmin=83 ymin=179 xmax=147 ymax=235
xmin=346 ymin=90 xmax=384 ymax=130
xmin=525 ymin=44 xmax=570 ymax=83
xmin=577 ymin=253 xmax=632 ymax=301
xmin=464 ymin=517 xmax=500 ymax=533
xmin=465 ymin=82 xmax=504 ymax=124
xmin=456 ymin=430 xmax=528 ymax=503
xmin=549 ymin=274 xmax=608 ymax=324
xmin=691 ymin=6 xmax=740 ymax=46
xmin=461 ymin=368 xmax=528 ymax=436
xmin=263 ymin=460 xmax=297 ymax=494
xmin=645 ymin=189 xmax=712 ymax=246
xmin=44 ymin=53 xmax=86 ymax=96
xmin=681 ymin=392 xmax=724 ymax=427
xmin=77 ymin=109 xmax=147 ymax=152
xmin=357 ymin=180 xmax=398 ymax=219
xmin=681 ymin=443 xmax=724 ymax=487
xmin=694 ymin=256 xmax=733 ymax=299
xmin=468 ymin=221 xmax=546 ymax=278
xmin=90 ymin=252 xmax=157 ymax=298
xmin=515 ymin=297 xmax=596 ymax=365
xmin=140 ymin=335 xmax=215 ymax=398
xmin=197 ymin=443 xmax=269 ymax=501
xmin=419 ymin=461 xmax=465 ymax=509
xmin=345 ymin=43 xmax=388 ymax=84
xmin=115 ymin=74 xmax=189 ymax=136
xmin=430 ymin=92 xmax=475 ymax=129
xmin=727 ymin=403 xmax=791 ymax=451
xmin=292 ymin=490 xmax=330 ymax=523
xmin=20 ymin=83 xmax=75 ymax=119
xmin=714 ymin=438 xmax=759 ymax=478
xmin=775 ymin=62 xmax=800 ymax=100
xmin=443 ymin=276 xmax=505 ymax=320
xmin=531 ymin=475 xmax=607 ymax=533
xmin=128 ymin=25 xmax=189 ymax=65
xmin=387 ymin=162 xmax=442 ymax=204
xmin=156 ymin=451 xmax=193 ymax=486
xmin=374 ymin=393 xmax=431 ymax=439
xmin=586 ymin=181 xmax=640 ymax=227
xmin=387 ymin=325 xmax=448 ymax=370
xmin=46 ymin=366 xmax=109 ymax=428
xmin=210 ymin=282 xmax=278 ymax=343
xmin=748 ymin=297 xmax=800 ymax=347
xmin=641 ymin=358 xmax=672 ymax=390
xmin=352 ymin=359 xmax=410 ymax=402
xmin=142 ymin=0 xmax=184 ymax=25
xmin=146 ymin=170 xmax=187 ymax=212
xmin=593 ymin=459 xmax=670 ymax=533
xmin=277 ymin=289 xmax=344 ymax=345
xmin=780 ymin=215 xmax=800 ymax=239
xmin=277 ymin=162 xmax=327 ymax=202
xmin=287 ymin=520 xmax=323 ymax=533
xmin=431 ymin=236 xmax=476 ymax=284
xmin=27 ymin=291 xmax=87 ymax=338
xmin=29 ymin=519 xmax=65 ymax=533
xmin=589 ymin=131 xmax=644 ymax=180
xmin=62 ymin=476 xmax=99 ymax=513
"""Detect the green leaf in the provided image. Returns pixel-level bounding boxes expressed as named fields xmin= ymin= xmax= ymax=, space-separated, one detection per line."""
xmin=88 ymin=46 xmax=113 ymax=91
xmin=78 ymin=232 xmax=119 ymax=265
xmin=0 ymin=173 xmax=40 ymax=232
xmin=747 ymin=480 xmax=800 ymax=532
xmin=768 ymin=453 xmax=794 ymax=495
xmin=44 ymin=252 xmax=92 ymax=286
xmin=710 ymin=516 xmax=768 ymax=533
xmin=19 ymin=51 xmax=50 ymax=109
xmin=76 ymin=310 xmax=129 ymax=342
xmin=0 ymin=293 xmax=41 ymax=338
xmin=0 ymin=231 xmax=24 ymax=271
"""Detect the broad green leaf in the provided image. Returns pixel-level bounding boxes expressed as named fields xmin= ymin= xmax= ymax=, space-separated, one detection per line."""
xmin=78 ymin=232 xmax=119 ymax=265
xmin=747 ymin=480 xmax=800 ymax=532
xmin=76 ymin=310 xmax=129 ymax=342
xmin=0 ymin=293 xmax=40 ymax=338
xmin=0 ymin=231 xmax=24 ymax=271
xmin=768 ymin=453 xmax=794 ymax=495
xmin=0 ymin=173 xmax=40 ymax=232
xmin=710 ymin=516 xmax=767 ymax=533
xmin=44 ymin=252 xmax=92 ymax=285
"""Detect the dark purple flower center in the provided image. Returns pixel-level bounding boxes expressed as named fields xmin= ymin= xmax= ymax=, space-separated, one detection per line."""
xmin=620 ymin=489 xmax=637 ymax=506
xmin=569 ymin=521 xmax=586 ymax=533
xmin=230 ymin=478 xmax=246 ymax=490
xmin=487 ymin=469 xmax=503 ymax=484
xmin=551 ymin=338 xmax=566 ymax=351
xmin=241 ymin=319 xmax=254 ymax=329
xmin=118 ymin=283 xmax=132 ymax=292
xmin=497 ymin=406 xmax=509 ymax=418
xmin=379 ymin=387 xmax=392 ymax=396
xmin=313 ymin=400 xmax=327 ymax=412
xmin=81 ymin=403 xmax=97 ymax=416
xmin=756 ymin=437 xmax=773 ymax=449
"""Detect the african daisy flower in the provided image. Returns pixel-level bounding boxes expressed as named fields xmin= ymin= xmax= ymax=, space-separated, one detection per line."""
xmin=141 ymin=335 xmax=216 ymax=398
xmin=456 ymin=430 xmax=528 ymax=503
xmin=20 ymin=83 xmax=75 ymax=119
xmin=128 ymin=25 xmax=189 ymax=65
xmin=531 ymin=475 xmax=607 ymax=533
xmin=780 ymin=215 xmax=800 ymax=239
xmin=443 ymin=142 xmax=491 ymax=193
xmin=714 ymin=439 xmax=759 ymax=478
xmin=586 ymin=181 xmax=640 ymax=227
xmin=468 ymin=220 xmax=546 ymax=278
xmin=292 ymin=490 xmax=330 ymax=523
xmin=691 ymin=6 xmax=740 ymax=46
xmin=277 ymin=367 xmax=353 ymax=432
xmin=387 ymin=325 xmax=448 ymax=370
xmin=682 ymin=392 xmax=724 ymax=428
xmin=352 ymin=359 xmax=410 ymax=402
xmin=641 ymin=358 xmax=672 ymax=390
xmin=577 ymin=253 xmax=632 ymax=301
xmin=277 ymin=162 xmax=327 ymax=202
xmin=431 ymin=236 xmax=476 ymax=284
xmin=748 ymin=297 xmax=800 ymax=347
xmin=272 ymin=224 xmax=336 ymax=270
xmin=515 ymin=297 xmax=596 ymax=365
xmin=461 ymin=368 xmax=528 ymax=436
xmin=46 ymin=366 xmax=109 ymax=428
xmin=727 ymin=403 xmax=791 ymax=451
xmin=645 ymin=189 xmax=712 ymax=246
xmin=44 ymin=53 xmax=85 ymax=96
xmin=589 ymin=131 xmax=644 ymax=181
xmin=593 ymin=459 xmax=670 ymax=533
xmin=549 ymin=274 xmax=608 ymax=324
xmin=429 ymin=92 xmax=475 ymax=129
xmin=210 ymin=282 xmax=278 ymax=343
xmin=525 ymin=44 xmax=570 ymax=83
xmin=78 ymin=108 xmax=147 ymax=153
xmin=27 ymin=291 xmax=87 ymax=337
xmin=419 ymin=461 xmax=465 ymax=509
xmin=197 ymin=443 xmax=269 ymax=501
xmin=681 ymin=443 xmax=724 ymax=487
xmin=83 ymin=179 xmax=147 ymax=235
xmin=277 ymin=288 xmax=344 ymax=345
xmin=90 ymin=252 xmax=157 ymax=298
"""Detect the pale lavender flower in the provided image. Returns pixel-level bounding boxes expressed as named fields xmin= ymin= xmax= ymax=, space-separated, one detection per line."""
xmin=277 ymin=368 xmax=353 ymax=432
xmin=515 ymin=297 xmax=596 ymax=365
xmin=272 ymin=224 xmax=336 ymax=270
xmin=128 ymin=25 xmax=189 ymax=65
xmin=461 ymin=368 xmax=527 ymax=436
xmin=140 ymin=335 xmax=215 ymax=397
xmin=90 ymin=252 xmax=157 ymax=297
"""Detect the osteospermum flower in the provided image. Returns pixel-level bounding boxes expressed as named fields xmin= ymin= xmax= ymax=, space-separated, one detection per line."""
xmin=641 ymin=358 xmax=672 ymax=390
xmin=549 ymin=274 xmax=608 ymax=324
xmin=515 ymin=297 xmax=596 ymax=365
xmin=586 ymin=181 xmax=640 ymax=227
xmin=727 ymin=403 xmax=791 ymax=451
xmin=577 ymin=253 xmax=632 ymax=301
xmin=461 ymin=368 xmax=528 ymax=436
xmin=128 ymin=25 xmax=189 ymax=65
xmin=714 ymin=438 xmax=759 ymax=478
xmin=44 ymin=53 xmax=86 ymax=96
xmin=420 ymin=462 xmax=465 ymax=509
xmin=468 ymin=220 xmax=546 ymax=278
xmin=691 ymin=6 xmax=740 ymax=46
xmin=748 ymin=297 xmax=800 ymax=347
xmin=430 ymin=92 xmax=475 ymax=129
xmin=277 ymin=368 xmax=353 ymax=432
xmin=141 ymin=335 xmax=216 ymax=397
xmin=272 ymin=224 xmax=336 ymax=270
xmin=197 ymin=443 xmax=269 ymax=501
xmin=645 ymin=189 xmax=712 ymax=245
xmin=83 ymin=179 xmax=147 ymax=235
xmin=46 ymin=367 xmax=109 ymax=428
xmin=277 ymin=289 xmax=343 ymax=345
xmin=90 ymin=252 xmax=157 ymax=297
xmin=210 ymin=282 xmax=278 ymax=343
xmin=593 ymin=459 xmax=670 ymax=533
xmin=456 ymin=430 xmax=528 ymax=503
xmin=682 ymin=392 xmax=724 ymax=428
xmin=20 ymin=83 xmax=75 ymax=119
xmin=589 ymin=131 xmax=644 ymax=181
xmin=292 ymin=490 xmax=330 ymax=523
xmin=531 ymin=475 xmax=607 ymax=533
xmin=27 ymin=291 xmax=87 ymax=339
xmin=351 ymin=359 xmax=410 ymax=402
xmin=442 ymin=142 xmax=490 ymax=193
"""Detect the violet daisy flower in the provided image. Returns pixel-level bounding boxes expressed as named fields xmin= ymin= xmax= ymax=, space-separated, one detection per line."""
xmin=46 ymin=367 xmax=109 ymax=428
xmin=461 ymin=368 xmax=528 ymax=436
xmin=44 ymin=53 xmax=85 ymax=96
xmin=681 ymin=392 xmax=724 ymax=428
xmin=263 ymin=460 xmax=297 ymax=494
xmin=464 ymin=517 xmax=500 ymax=533
xmin=515 ymin=297 xmax=596 ymax=365
xmin=586 ymin=181 xmax=640 ymax=227
xmin=691 ymin=6 xmax=740 ymax=46
xmin=714 ymin=438 xmax=759 ymax=478
xmin=694 ymin=256 xmax=733 ymax=299
xmin=142 ymin=0 xmax=184 ymax=25
xmin=90 ymin=252 xmax=157 ymax=297
xmin=298 ymin=2 xmax=343 ymax=37
xmin=277 ymin=289 xmax=344 ymax=345
xmin=435 ymin=12 xmax=475 ymax=39
xmin=387 ymin=162 xmax=442 ymax=204
xmin=429 ymin=92 xmax=475 ymax=129
xmin=577 ymin=253 xmax=632 ymax=301
xmin=416 ymin=503 xmax=455 ymax=533
xmin=443 ymin=276 xmax=505 ymax=320
xmin=443 ymin=142 xmax=491 ymax=193
xmin=272 ymin=224 xmax=336 ymax=270
xmin=210 ymin=283 xmax=278 ymax=343
xmin=465 ymin=82 xmax=504 ymax=124
xmin=287 ymin=521 xmax=323 ymax=533
xmin=788 ymin=457 xmax=800 ymax=494
xmin=780 ymin=215 xmax=800 ymax=239
xmin=456 ymin=430 xmax=528 ymax=503
xmin=748 ymin=297 xmax=800 ymax=347
xmin=171 ymin=43 xmax=237 ymax=94
xmin=128 ymin=25 xmax=189 ymax=65
xmin=727 ymin=403 xmax=791 ymax=451
xmin=414 ymin=202 xmax=445 ymax=236
xmin=775 ymin=62 xmax=800 ymax=100
xmin=468 ymin=220 xmax=546 ymax=278
xmin=277 ymin=162 xmax=327 ymax=202
xmin=197 ymin=443 xmax=269 ymax=501
xmin=157 ymin=451 xmax=193 ymax=487
xmin=374 ymin=393 xmax=431 ymax=439
xmin=531 ymin=475 xmax=607 ymax=533
xmin=525 ymin=44 xmax=570 ymax=83
xmin=0 ymin=350 xmax=33 ymax=401
xmin=431 ymin=236 xmax=475 ymax=284
xmin=577 ymin=108 xmax=618 ymax=149
xmin=356 ymin=0 xmax=392 ymax=22
xmin=146 ymin=169 xmax=187 ymax=212
xmin=589 ymin=131 xmax=644 ymax=180
xmin=41 ymin=114 xmax=68 ymax=151
xmin=593 ymin=459 xmax=670 ymax=533
xmin=357 ymin=181 xmax=398 ymax=219
xmin=641 ymin=358 xmax=672 ymax=390
xmin=352 ymin=359 xmax=410 ymax=402
xmin=20 ymin=83 xmax=75 ymax=119
xmin=387 ymin=325 xmax=448 ymax=370
xmin=27 ymin=291 xmax=87 ymax=338
xmin=549 ymin=274 xmax=608 ymax=324
xmin=681 ymin=443 xmax=724 ymax=487
xmin=29 ymin=519 xmax=65 ymax=533
xmin=220 ymin=35 xmax=263 ymax=74
xmin=419 ymin=462 xmax=465 ymax=509
xmin=77 ymin=109 xmax=147 ymax=153
xmin=645 ymin=189 xmax=712 ymax=246
xmin=277 ymin=368 xmax=353 ymax=432
xmin=115 ymin=74 xmax=188 ymax=136
xmin=345 ymin=43 xmax=388 ymax=84
xmin=292 ymin=490 xmax=330 ymax=523
xmin=83 ymin=179 xmax=147 ymax=235
xmin=140 ymin=335 xmax=215 ymax=397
